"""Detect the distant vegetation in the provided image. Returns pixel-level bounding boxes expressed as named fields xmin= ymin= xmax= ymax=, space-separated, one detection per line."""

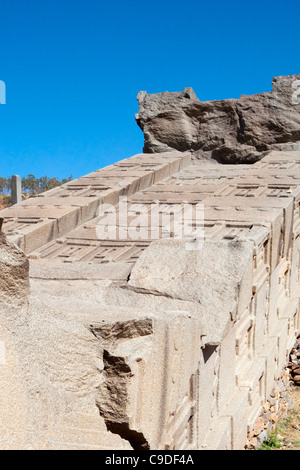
xmin=0 ymin=174 xmax=73 ymax=208
xmin=0 ymin=174 xmax=73 ymax=195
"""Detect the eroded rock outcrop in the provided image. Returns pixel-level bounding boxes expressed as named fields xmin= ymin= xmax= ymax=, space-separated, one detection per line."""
xmin=0 ymin=217 xmax=30 ymax=449
xmin=136 ymin=74 xmax=300 ymax=163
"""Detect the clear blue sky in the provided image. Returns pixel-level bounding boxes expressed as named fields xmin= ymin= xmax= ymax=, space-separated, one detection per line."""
xmin=0 ymin=0 xmax=299 ymax=180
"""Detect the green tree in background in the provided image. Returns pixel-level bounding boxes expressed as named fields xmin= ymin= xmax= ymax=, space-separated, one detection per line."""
xmin=0 ymin=174 xmax=74 ymax=208
xmin=20 ymin=174 xmax=73 ymax=194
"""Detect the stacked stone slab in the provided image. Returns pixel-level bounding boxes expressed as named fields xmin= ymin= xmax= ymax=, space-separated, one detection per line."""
xmin=0 ymin=75 xmax=300 ymax=450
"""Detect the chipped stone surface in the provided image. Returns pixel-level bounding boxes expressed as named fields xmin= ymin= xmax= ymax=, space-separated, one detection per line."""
xmin=136 ymin=74 xmax=300 ymax=163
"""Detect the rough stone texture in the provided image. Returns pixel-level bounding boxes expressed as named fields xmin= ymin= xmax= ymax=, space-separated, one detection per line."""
xmin=0 ymin=75 xmax=300 ymax=450
xmin=245 ymin=367 xmax=292 ymax=449
xmin=11 ymin=175 xmax=22 ymax=206
xmin=128 ymin=239 xmax=253 ymax=345
xmin=0 ymin=220 xmax=30 ymax=449
xmin=136 ymin=74 xmax=300 ymax=163
xmin=0 ymin=226 xmax=29 ymax=304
